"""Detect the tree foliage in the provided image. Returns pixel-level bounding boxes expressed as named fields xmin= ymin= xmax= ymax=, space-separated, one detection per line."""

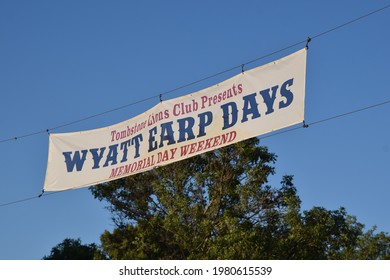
xmin=91 ymin=138 xmax=389 ymax=260
xmin=43 ymin=238 xmax=104 ymax=260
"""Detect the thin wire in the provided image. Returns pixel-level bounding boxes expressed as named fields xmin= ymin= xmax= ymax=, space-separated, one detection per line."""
xmin=260 ymin=126 xmax=303 ymax=140
xmin=1 ymin=98 xmax=389 ymax=209
xmin=260 ymin=99 xmax=390 ymax=141
xmin=1 ymin=4 xmax=388 ymax=144
xmin=0 ymin=189 xmax=68 ymax=208
xmin=0 ymin=130 xmax=48 ymax=143
xmin=48 ymin=96 xmax=157 ymax=131
xmin=0 ymin=195 xmax=38 ymax=207
xmin=308 ymin=100 xmax=390 ymax=126
xmin=311 ymin=4 xmax=390 ymax=40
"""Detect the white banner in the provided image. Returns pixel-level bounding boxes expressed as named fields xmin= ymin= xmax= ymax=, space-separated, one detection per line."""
xmin=44 ymin=48 xmax=307 ymax=191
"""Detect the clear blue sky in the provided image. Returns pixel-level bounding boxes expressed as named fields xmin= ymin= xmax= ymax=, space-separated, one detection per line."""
xmin=0 ymin=1 xmax=389 ymax=259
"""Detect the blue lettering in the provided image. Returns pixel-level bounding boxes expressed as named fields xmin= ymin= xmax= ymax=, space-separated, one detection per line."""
xmin=103 ymin=144 xmax=118 ymax=167
xmin=159 ymin=121 xmax=176 ymax=148
xmin=197 ymin=111 xmax=212 ymax=137
xmin=279 ymin=78 xmax=294 ymax=109
xmin=63 ymin=150 xmax=88 ymax=172
xmin=89 ymin=147 xmax=106 ymax=169
xmin=131 ymin=134 xmax=143 ymax=158
xmin=241 ymin=93 xmax=261 ymax=122
xmin=120 ymin=140 xmax=131 ymax=163
xmin=148 ymin=127 xmax=158 ymax=152
xmin=221 ymin=102 xmax=238 ymax=130
xmin=178 ymin=117 xmax=195 ymax=143
xmin=260 ymin=85 xmax=279 ymax=115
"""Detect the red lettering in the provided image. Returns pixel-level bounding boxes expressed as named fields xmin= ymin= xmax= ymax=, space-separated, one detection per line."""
xmin=212 ymin=135 xmax=221 ymax=147
xmin=189 ymin=143 xmax=197 ymax=154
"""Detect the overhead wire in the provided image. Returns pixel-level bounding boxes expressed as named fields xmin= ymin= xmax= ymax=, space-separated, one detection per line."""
xmin=0 ymin=4 xmax=389 ymax=208
xmin=261 ymin=99 xmax=390 ymax=140
xmin=1 ymin=4 xmax=389 ymax=144
xmin=310 ymin=4 xmax=390 ymax=40
xmin=0 ymin=195 xmax=38 ymax=208
xmin=0 ymin=190 xmax=68 ymax=208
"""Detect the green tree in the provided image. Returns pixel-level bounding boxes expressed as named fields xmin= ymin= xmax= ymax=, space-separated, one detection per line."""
xmin=43 ymin=238 xmax=105 ymax=260
xmin=91 ymin=138 xmax=389 ymax=260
